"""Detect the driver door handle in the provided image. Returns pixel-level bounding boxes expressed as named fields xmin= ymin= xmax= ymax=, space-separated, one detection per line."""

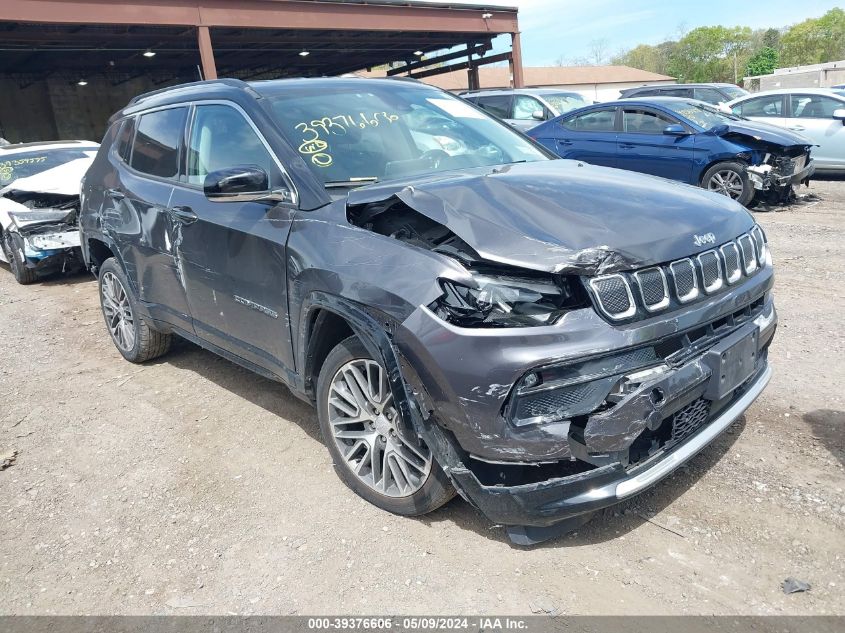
xmin=106 ymin=188 xmax=125 ymax=201
xmin=790 ymin=125 xmax=806 ymax=131
xmin=169 ymin=205 xmax=198 ymax=224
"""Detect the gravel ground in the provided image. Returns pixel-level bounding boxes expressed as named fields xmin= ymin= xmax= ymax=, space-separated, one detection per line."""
xmin=0 ymin=179 xmax=843 ymax=616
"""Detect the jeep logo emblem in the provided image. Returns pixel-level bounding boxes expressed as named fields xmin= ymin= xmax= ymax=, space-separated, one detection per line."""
xmin=693 ymin=232 xmax=716 ymax=247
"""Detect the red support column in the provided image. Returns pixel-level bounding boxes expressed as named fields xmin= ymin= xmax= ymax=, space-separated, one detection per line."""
xmin=510 ymin=31 xmax=525 ymax=88
xmin=198 ymin=25 xmax=217 ymax=80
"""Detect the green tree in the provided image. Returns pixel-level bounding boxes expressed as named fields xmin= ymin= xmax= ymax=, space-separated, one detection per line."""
xmin=611 ymin=41 xmax=677 ymax=76
xmin=745 ymin=46 xmax=779 ymax=76
xmin=668 ymin=25 xmax=752 ymax=83
xmin=761 ymin=27 xmax=782 ymax=52
xmin=781 ymin=8 xmax=845 ymax=65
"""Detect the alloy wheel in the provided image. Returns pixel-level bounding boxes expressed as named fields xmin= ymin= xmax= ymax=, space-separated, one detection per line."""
xmin=101 ymin=271 xmax=136 ymax=352
xmin=327 ymin=358 xmax=432 ymax=497
xmin=707 ymin=169 xmax=744 ymax=200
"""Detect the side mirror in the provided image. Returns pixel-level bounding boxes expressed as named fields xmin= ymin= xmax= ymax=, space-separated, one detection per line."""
xmin=204 ymin=165 xmax=291 ymax=203
xmin=833 ymin=108 xmax=845 ymax=122
xmin=663 ymin=124 xmax=689 ymax=136
xmin=531 ymin=109 xmax=546 ymax=121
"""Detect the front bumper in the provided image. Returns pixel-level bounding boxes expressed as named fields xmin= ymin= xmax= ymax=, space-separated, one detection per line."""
xmin=747 ymin=158 xmax=815 ymax=191
xmin=448 ymin=360 xmax=770 ymax=541
xmin=394 ymin=262 xmax=776 ymax=543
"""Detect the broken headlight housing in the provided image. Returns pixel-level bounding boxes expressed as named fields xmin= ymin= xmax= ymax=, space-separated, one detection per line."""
xmin=430 ymin=270 xmax=585 ymax=327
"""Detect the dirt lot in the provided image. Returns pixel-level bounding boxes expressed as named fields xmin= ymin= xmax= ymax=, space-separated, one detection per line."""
xmin=0 ymin=179 xmax=843 ymax=616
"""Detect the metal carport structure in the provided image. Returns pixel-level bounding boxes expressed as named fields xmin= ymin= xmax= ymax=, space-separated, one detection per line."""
xmin=0 ymin=0 xmax=522 ymax=142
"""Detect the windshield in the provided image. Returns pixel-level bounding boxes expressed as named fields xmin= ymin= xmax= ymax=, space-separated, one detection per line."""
xmin=267 ymin=83 xmax=549 ymax=186
xmin=720 ymin=85 xmax=749 ymax=100
xmin=544 ymin=92 xmax=589 ymax=115
xmin=0 ymin=148 xmax=98 ymax=188
xmin=661 ymin=101 xmax=742 ymax=129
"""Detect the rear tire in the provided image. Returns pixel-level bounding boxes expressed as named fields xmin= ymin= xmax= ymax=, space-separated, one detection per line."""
xmin=3 ymin=231 xmax=38 ymax=285
xmin=702 ymin=161 xmax=754 ymax=207
xmin=316 ymin=335 xmax=455 ymax=516
xmin=98 ymin=257 xmax=171 ymax=363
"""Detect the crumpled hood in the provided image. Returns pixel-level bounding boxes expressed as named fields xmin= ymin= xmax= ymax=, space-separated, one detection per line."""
xmin=347 ymin=160 xmax=755 ymax=275
xmin=709 ymin=120 xmax=813 ymax=147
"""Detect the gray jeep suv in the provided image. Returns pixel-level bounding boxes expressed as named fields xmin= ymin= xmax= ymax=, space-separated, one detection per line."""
xmin=80 ymin=78 xmax=776 ymax=544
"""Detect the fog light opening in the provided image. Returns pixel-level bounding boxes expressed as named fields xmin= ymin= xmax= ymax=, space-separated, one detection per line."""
xmin=523 ymin=372 xmax=541 ymax=389
xmin=650 ymin=387 xmax=665 ymax=405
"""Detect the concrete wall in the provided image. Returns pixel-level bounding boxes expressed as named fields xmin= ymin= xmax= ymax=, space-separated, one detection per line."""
xmin=0 ymin=75 xmax=179 ymax=144
xmin=746 ymin=60 xmax=845 ymax=92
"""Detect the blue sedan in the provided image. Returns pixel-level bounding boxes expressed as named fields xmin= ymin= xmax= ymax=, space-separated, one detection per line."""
xmin=528 ymin=97 xmax=815 ymax=206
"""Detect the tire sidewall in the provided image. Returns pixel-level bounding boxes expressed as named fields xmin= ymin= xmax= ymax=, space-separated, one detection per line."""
xmin=703 ymin=161 xmax=754 ymax=207
xmin=98 ymin=258 xmax=144 ymax=362
xmin=316 ymin=336 xmax=454 ymax=516
xmin=4 ymin=231 xmax=36 ymax=284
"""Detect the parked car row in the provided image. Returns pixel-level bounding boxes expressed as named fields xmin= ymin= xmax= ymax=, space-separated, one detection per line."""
xmin=459 ymin=84 xmax=845 ymax=206
xmin=527 ymin=97 xmax=815 ymax=206
xmin=3 ymin=77 xmax=777 ymax=545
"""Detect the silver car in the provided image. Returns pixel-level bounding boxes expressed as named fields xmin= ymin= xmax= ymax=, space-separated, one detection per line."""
xmin=461 ymin=88 xmax=590 ymax=132
xmin=727 ymin=89 xmax=845 ymax=172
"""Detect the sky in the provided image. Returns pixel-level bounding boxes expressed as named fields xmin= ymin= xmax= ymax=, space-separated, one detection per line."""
xmin=431 ymin=0 xmax=844 ymax=66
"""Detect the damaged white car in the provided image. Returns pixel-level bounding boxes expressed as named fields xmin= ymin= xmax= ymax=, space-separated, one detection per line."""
xmin=0 ymin=141 xmax=99 ymax=284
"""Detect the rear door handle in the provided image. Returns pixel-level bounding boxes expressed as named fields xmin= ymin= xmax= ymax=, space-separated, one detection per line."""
xmin=106 ymin=188 xmax=125 ymax=201
xmin=790 ymin=126 xmax=806 ymax=131
xmin=619 ymin=143 xmax=635 ymax=149
xmin=557 ymin=139 xmax=573 ymax=146
xmin=169 ymin=205 xmax=198 ymax=224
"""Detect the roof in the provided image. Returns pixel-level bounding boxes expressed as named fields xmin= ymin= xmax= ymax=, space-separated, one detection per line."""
xmin=0 ymin=0 xmax=519 ymax=82
xmin=366 ymin=65 xmax=674 ymax=91
xmin=728 ymin=88 xmax=845 ymax=99
xmin=118 ymin=76 xmax=443 ymax=118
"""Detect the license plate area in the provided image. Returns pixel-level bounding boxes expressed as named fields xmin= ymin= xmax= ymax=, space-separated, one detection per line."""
xmin=703 ymin=326 xmax=759 ymax=400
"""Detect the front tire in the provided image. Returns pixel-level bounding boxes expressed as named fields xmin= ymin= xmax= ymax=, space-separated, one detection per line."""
xmin=316 ymin=336 xmax=455 ymax=516
xmin=3 ymin=231 xmax=37 ymax=285
xmin=702 ymin=161 xmax=754 ymax=207
xmin=98 ymin=257 xmax=171 ymax=363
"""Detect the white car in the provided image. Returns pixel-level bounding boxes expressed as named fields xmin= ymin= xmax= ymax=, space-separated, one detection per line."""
xmin=727 ymin=89 xmax=845 ymax=172
xmin=0 ymin=140 xmax=98 ymax=284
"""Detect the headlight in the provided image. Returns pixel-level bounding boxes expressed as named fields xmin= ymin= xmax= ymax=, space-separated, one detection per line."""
xmin=430 ymin=270 xmax=585 ymax=327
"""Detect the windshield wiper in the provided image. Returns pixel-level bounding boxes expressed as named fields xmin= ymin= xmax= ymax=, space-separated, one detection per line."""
xmin=325 ymin=177 xmax=379 ymax=189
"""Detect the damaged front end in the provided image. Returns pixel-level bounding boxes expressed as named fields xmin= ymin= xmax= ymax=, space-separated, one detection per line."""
xmin=745 ymin=149 xmax=814 ymax=202
xmin=717 ymin=127 xmax=815 ymax=203
xmin=342 ymin=164 xmax=778 ymax=544
xmin=0 ymin=192 xmax=84 ymax=277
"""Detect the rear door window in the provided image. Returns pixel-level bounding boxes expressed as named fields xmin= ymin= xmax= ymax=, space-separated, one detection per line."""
xmin=562 ymin=108 xmax=617 ymax=131
xmin=115 ymin=118 xmax=136 ymax=163
xmin=661 ymin=87 xmax=693 ymax=98
xmin=130 ymin=107 xmax=188 ymax=179
xmin=694 ymin=87 xmax=726 ymax=104
xmin=733 ymin=95 xmax=783 ymax=117
xmin=474 ymin=95 xmax=513 ymax=119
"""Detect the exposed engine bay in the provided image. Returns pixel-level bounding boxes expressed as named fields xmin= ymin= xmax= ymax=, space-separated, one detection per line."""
xmin=0 ymin=191 xmax=82 ymax=271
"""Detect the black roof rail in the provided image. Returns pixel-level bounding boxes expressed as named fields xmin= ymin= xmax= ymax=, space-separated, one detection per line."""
xmin=128 ymin=78 xmax=250 ymax=106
